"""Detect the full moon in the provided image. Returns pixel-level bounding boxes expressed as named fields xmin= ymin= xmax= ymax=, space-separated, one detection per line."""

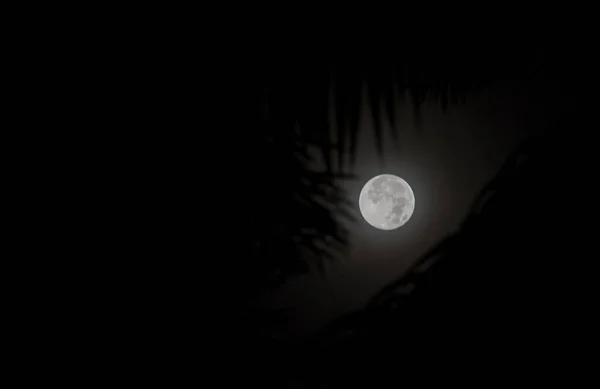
xmin=359 ymin=174 xmax=415 ymax=230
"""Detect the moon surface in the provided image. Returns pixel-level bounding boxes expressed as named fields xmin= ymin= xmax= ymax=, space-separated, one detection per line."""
xmin=359 ymin=174 xmax=415 ymax=230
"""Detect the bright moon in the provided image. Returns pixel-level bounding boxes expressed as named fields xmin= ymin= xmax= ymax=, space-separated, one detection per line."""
xmin=359 ymin=174 xmax=415 ymax=230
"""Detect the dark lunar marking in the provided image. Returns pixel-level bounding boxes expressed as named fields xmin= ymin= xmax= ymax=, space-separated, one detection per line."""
xmin=391 ymin=203 xmax=406 ymax=217
xmin=368 ymin=187 xmax=383 ymax=202
xmin=371 ymin=176 xmax=387 ymax=192
xmin=367 ymin=189 xmax=377 ymax=201
xmin=394 ymin=197 xmax=407 ymax=207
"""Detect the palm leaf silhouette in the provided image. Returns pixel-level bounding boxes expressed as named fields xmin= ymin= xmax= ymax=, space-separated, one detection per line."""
xmin=246 ymin=41 xmax=536 ymax=296
xmin=208 ymin=35 xmax=599 ymax=387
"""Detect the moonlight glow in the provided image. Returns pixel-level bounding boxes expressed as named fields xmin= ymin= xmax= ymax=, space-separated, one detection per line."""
xmin=359 ymin=174 xmax=415 ymax=230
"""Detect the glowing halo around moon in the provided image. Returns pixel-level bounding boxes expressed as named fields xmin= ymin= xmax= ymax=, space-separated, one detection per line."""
xmin=359 ymin=174 xmax=415 ymax=230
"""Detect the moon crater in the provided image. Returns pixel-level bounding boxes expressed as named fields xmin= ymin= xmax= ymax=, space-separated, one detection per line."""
xmin=359 ymin=174 xmax=415 ymax=230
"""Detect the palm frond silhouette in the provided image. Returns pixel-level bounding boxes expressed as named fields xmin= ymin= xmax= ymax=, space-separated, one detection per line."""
xmin=217 ymin=39 xmax=580 ymax=387
xmin=243 ymin=42 xmax=535 ymax=298
xmin=295 ymin=107 xmax=593 ymax=386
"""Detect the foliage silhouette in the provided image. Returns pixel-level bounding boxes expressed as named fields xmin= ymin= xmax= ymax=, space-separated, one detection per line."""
xmin=215 ymin=42 xmax=557 ymax=364
xmin=293 ymin=107 xmax=594 ymax=386
xmin=241 ymin=42 xmax=539 ymax=300
xmin=208 ymin=39 xmax=589 ymax=387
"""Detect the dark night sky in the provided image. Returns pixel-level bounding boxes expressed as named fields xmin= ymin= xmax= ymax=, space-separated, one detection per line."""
xmin=263 ymin=71 xmax=568 ymax=336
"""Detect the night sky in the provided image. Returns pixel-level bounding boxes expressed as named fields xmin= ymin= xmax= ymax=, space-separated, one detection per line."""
xmin=73 ymin=26 xmax=600 ymax=388
xmin=263 ymin=70 xmax=568 ymax=336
